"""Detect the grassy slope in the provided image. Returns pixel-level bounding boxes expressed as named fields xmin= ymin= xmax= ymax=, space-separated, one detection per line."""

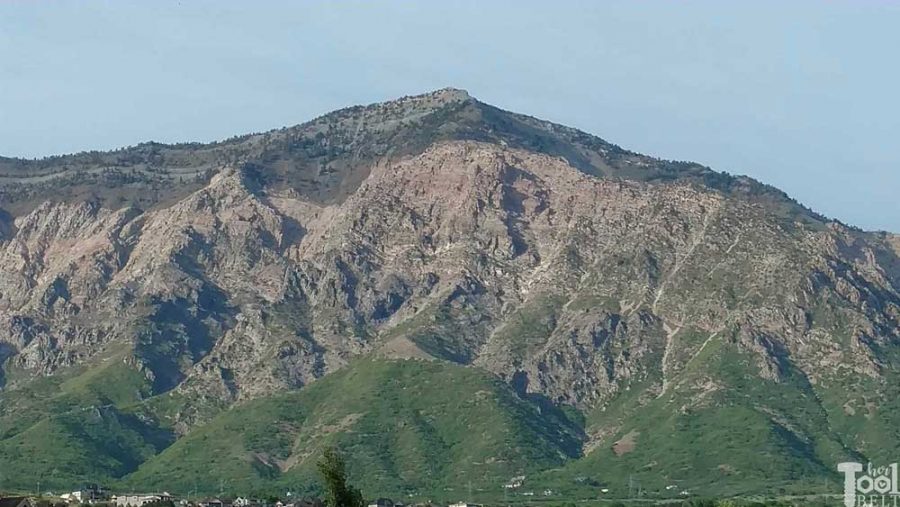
xmin=2 ymin=341 xmax=898 ymax=498
xmin=0 ymin=352 xmax=173 ymax=490
xmin=125 ymin=358 xmax=583 ymax=499
xmin=545 ymin=335 xmax=862 ymax=499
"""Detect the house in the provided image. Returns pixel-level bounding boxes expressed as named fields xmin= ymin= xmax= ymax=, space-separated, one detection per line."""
xmin=61 ymin=493 xmax=83 ymax=504
xmin=0 ymin=497 xmax=35 ymax=507
xmin=448 ymin=503 xmax=483 ymax=507
xmin=63 ymin=484 xmax=111 ymax=504
xmin=367 ymin=499 xmax=394 ymax=507
xmin=85 ymin=484 xmax=111 ymax=502
xmin=114 ymin=493 xmax=173 ymax=507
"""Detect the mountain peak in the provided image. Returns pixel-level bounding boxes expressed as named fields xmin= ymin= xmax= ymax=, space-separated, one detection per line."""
xmin=427 ymin=86 xmax=472 ymax=102
xmin=0 ymin=89 xmax=823 ymax=228
xmin=386 ymin=87 xmax=472 ymax=106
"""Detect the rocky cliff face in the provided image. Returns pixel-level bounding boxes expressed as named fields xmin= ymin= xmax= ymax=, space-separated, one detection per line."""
xmin=1 ymin=89 xmax=899 ymax=491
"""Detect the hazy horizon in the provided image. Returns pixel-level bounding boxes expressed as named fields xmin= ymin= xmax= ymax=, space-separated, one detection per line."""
xmin=1 ymin=1 xmax=898 ymax=231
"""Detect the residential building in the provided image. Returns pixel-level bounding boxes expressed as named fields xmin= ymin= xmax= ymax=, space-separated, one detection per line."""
xmin=62 ymin=484 xmax=110 ymax=504
xmin=114 ymin=493 xmax=173 ymax=507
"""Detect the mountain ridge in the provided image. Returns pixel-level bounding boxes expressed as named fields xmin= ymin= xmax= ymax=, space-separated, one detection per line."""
xmin=0 ymin=88 xmax=838 ymax=232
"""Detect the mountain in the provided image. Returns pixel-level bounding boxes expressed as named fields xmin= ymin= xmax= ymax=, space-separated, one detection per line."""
xmin=0 ymin=88 xmax=898 ymax=498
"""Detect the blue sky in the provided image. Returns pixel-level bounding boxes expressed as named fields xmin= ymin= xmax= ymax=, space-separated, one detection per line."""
xmin=1 ymin=1 xmax=898 ymax=231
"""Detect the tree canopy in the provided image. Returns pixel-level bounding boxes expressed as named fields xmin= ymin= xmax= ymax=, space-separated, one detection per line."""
xmin=317 ymin=447 xmax=364 ymax=507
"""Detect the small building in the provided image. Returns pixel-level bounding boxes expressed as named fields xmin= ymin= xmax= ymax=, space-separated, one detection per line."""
xmin=114 ymin=493 xmax=173 ymax=507
xmin=61 ymin=493 xmax=83 ymax=504
xmin=63 ymin=484 xmax=111 ymax=504
xmin=448 ymin=503 xmax=483 ymax=507
xmin=367 ymin=499 xmax=394 ymax=507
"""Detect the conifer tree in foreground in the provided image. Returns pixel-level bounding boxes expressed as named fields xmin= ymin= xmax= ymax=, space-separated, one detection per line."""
xmin=318 ymin=447 xmax=364 ymax=507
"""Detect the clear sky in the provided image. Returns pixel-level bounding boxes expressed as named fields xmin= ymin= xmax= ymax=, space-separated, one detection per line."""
xmin=1 ymin=1 xmax=898 ymax=231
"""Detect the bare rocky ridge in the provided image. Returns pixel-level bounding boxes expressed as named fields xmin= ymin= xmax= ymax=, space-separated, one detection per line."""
xmin=0 ymin=89 xmax=899 ymax=488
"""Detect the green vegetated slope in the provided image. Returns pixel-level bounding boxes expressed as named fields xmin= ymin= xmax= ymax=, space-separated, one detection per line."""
xmin=2 ymin=350 xmax=898 ymax=499
xmin=124 ymin=358 xmax=583 ymax=499
xmin=0 ymin=352 xmax=174 ymax=489
xmin=545 ymin=333 xmax=881 ymax=499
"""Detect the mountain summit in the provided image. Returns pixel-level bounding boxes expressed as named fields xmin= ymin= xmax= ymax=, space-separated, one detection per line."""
xmin=0 ymin=90 xmax=898 ymax=497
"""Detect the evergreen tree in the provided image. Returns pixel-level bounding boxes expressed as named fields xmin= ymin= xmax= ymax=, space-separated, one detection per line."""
xmin=317 ymin=446 xmax=364 ymax=507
